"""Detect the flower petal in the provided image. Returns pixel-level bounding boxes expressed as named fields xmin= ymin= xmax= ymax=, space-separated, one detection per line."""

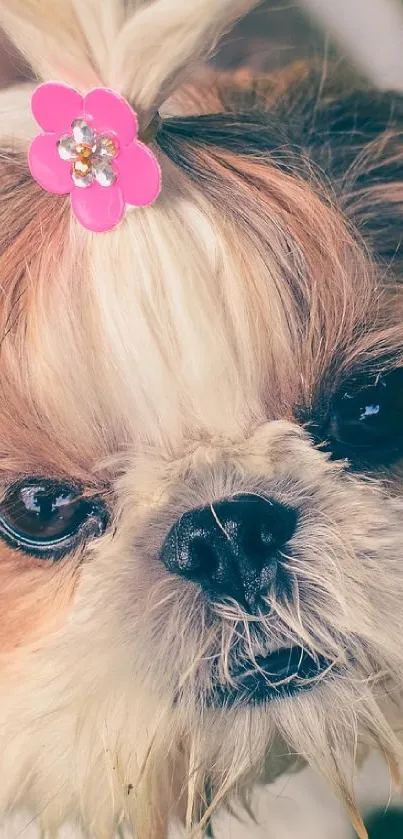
xmin=84 ymin=88 xmax=138 ymax=147
xmin=71 ymin=182 xmax=125 ymax=232
xmin=31 ymin=82 xmax=83 ymax=134
xmin=117 ymin=142 xmax=161 ymax=207
xmin=92 ymin=159 xmax=117 ymax=187
xmin=28 ymin=133 xmax=73 ymax=195
xmin=71 ymin=119 xmax=95 ymax=146
xmin=95 ymin=135 xmax=119 ymax=159
xmin=57 ymin=135 xmax=77 ymax=161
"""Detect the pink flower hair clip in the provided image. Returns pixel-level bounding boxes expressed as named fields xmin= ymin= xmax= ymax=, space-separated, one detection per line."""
xmin=28 ymin=82 xmax=162 ymax=233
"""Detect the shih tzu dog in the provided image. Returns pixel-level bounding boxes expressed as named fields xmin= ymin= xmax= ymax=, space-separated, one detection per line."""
xmin=0 ymin=1 xmax=403 ymax=838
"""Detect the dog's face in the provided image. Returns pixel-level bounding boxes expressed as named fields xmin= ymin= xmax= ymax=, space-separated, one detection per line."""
xmin=1 ymin=69 xmax=403 ymax=838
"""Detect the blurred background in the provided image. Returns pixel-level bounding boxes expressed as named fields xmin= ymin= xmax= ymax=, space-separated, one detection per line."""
xmin=1 ymin=1 xmax=403 ymax=837
xmin=220 ymin=0 xmax=403 ymax=90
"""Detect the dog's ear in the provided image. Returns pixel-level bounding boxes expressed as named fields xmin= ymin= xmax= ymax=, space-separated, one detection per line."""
xmin=287 ymin=75 xmax=403 ymax=278
xmin=239 ymin=63 xmax=403 ymax=278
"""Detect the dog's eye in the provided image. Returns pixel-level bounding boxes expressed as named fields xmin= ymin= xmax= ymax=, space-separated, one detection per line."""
xmin=328 ymin=368 xmax=403 ymax=455
xmin=0 ymin=479 xmax=108 ymax=559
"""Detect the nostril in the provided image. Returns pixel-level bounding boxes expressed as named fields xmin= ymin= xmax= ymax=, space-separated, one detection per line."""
xmin=187 ymin=536 xmax=218 ymax=578
xmin=263 ymin=501 xmax=298 ymax=547
xmin=243 ymin=524 xmax=275 ymax=564
xmin=237 ymin=495 xmax=298 ymax=554
xmin=259 ymin=522 xmax=278 ymax=548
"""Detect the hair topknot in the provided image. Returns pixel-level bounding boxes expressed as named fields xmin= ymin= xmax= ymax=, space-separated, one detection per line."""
xmin=0 ymin=0 xmax=261 ymax=130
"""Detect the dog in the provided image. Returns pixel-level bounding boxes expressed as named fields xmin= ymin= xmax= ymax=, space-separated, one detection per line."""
xmin=0 ymin=1 xmax=403 ymax=837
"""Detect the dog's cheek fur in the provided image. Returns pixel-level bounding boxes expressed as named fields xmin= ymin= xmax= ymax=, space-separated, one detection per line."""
xmin=0 ymin=548 xmax=77 ymax=651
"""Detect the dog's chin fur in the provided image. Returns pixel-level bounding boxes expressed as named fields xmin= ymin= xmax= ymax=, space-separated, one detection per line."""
xmin=2 ymin=3 xmax=403 ymax=838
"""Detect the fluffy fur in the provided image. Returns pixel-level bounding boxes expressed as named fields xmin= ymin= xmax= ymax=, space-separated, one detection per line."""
xmin=0 ymin=2 xmax=403 ymax=838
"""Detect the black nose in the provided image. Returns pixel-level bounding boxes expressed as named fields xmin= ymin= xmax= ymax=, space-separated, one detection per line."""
xmin=159 ymin=494 xmax=298 ymax=612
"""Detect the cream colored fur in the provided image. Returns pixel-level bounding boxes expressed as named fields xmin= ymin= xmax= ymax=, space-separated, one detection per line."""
xmin=0 ymin=3 xmax=403 ymax=839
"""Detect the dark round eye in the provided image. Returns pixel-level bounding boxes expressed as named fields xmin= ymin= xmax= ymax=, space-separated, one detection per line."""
xmin=328 ymin=368 xmax=403 ymax=456
xmin=0 ymin=479 xmax=108 ymax=559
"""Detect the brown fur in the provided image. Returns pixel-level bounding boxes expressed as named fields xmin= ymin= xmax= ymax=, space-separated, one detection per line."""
xmin=1 ymin=5 xmax=403 ymax=835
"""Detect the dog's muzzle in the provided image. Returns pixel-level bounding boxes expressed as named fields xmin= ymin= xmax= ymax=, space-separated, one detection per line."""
xmin=160 ymin=493 xmax=330 ymax=704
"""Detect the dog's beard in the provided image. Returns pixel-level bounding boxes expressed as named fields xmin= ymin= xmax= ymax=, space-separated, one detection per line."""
xmin=26 ymin=423 xmax=399 ymax=839
xmin=1 ymin=419 xmax=403 ymax=839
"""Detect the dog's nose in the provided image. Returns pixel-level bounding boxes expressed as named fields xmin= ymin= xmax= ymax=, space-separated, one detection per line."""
xmin=159 ymin=494 xmax=298 ymax=611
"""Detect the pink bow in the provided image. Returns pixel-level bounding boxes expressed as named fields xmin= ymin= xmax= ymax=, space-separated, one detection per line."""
xmin=28 ymin=82 xmax=162 ymax=232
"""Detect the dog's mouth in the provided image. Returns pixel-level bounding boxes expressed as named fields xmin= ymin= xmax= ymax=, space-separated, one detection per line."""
xmin=208 ymin=645 xmax=330 ymax=707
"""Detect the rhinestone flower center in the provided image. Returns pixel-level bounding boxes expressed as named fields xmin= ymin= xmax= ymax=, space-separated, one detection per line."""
xmin=57 ymin=118 xmax=119 ymax=189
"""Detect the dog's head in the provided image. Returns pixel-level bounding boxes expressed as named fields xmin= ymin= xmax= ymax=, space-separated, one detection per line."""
xmin=1 ymin=2 xmax=403 ymax=837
